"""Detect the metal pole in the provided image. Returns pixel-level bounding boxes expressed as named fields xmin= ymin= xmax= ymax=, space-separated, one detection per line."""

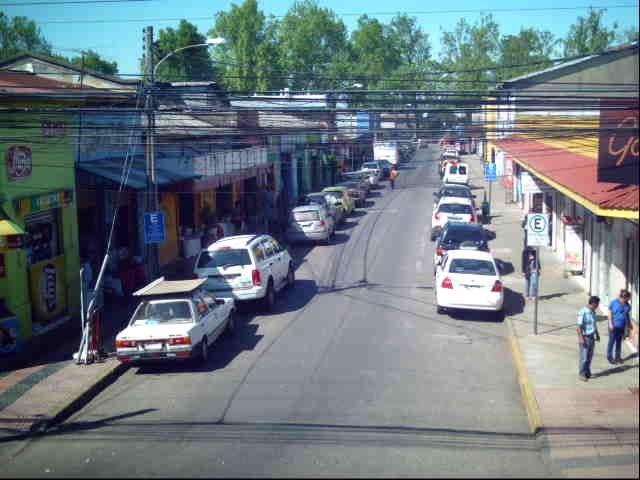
xmin=144 ymin=25 xmax=159 ymax=279
xmin=488 ymin=176 xmax=493 ymax=223
xmin=533 ymin=246 xmax=539 ymax=335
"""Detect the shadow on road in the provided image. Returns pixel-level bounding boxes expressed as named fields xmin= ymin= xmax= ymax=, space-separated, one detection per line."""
xmin=336 ymin=220 xmax=358 ymax=231
xmin=503 ymin=287 xmax=525 ymax=316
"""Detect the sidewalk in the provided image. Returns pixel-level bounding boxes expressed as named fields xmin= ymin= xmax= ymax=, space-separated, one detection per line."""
xmin=0 ymin=296 xmax=136 ymax=437
xmin=469 ymin=154 xmax=639 ymax=478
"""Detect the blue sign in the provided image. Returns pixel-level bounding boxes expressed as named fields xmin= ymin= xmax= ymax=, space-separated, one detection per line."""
xmin=144 ymin=211 xmax=166 ymax=244
xmin=356 ymin=112 xmax=370 ymax=132
xmin=0 ymin=316 xmax=21 ymax=355
xmin=485 ymin=162 xmax=497 ymax=182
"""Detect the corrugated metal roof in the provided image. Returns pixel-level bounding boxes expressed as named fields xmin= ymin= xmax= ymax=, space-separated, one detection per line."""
xmin=495 ymin=136 xmax=639 ymax=212
xmin=0 ymin=70 xmax=84 ymax=93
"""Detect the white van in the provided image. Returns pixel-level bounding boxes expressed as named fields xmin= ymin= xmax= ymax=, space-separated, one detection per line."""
xmin=443 ymin=161 xmax=469 ymax=185
xmin=194 ymin=234 xmax=294 ymax=311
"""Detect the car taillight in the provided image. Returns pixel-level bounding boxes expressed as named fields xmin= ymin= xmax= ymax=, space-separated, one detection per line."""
xmin=190 ymin=273 xmax=199 ymax=279
xmin=168 ymin=336 xmax=191 ymax=345
xmin=436 ymin=246 xmax=444 ymax=257
xmin=116 ymin=339 xmax=136 ymax=348
xmin=441 ymin=277 xmax=454 ymax=289
xmin=252 ymin=269 xmax=262 ymax=286
xmin=471 ymin=211 xmax=476 ymax=223
xmin=434 ymin=212 xmax=440 ymax=220
xmin=491 ymin=280 xmax=503 ymax=292
xmin=319 ymin=220 xmax=326 ymax=227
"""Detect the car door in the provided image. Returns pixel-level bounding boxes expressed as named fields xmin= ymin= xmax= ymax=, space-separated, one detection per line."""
xmin=260 ymin=238 xmax=279 ymax=288
xmin=192 ymin=294 xmax=213 ymax=340
xmin=268 ymin=237 xmax=288 ymax=287
xmin=201 ymin=291 xmax=226 ymax=341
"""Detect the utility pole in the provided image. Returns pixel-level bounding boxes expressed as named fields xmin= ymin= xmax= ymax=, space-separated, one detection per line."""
xmin=144 ymin=25 xmax=159 ymax=279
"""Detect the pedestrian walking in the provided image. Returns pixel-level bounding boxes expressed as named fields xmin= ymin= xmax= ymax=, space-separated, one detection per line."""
xmin=577 ymin=295 xmax=601 ymax=381
xmin=607 ymin=289 xmax=632 ymax=364
xmin=389 ymin=165 xmax=399 ymax=190
xmin=521 ymin=247 xmax=541 ymax=301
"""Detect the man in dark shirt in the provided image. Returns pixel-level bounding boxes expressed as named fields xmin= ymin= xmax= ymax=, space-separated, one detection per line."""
xmin=607 ymin=289 xmax=632 ymax=364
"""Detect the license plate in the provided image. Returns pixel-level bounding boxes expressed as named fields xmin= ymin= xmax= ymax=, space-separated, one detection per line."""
xmin=463 ymin=285 xmax=482 ymax=289
xmin=448 ymin=216 xmax=462 ymax=221
xmin=143 ymin=343 xmax=163 ymax=351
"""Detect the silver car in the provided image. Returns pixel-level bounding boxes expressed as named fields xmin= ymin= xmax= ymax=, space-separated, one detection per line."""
xmin=286 ymin=205 xmax=335 ymax=244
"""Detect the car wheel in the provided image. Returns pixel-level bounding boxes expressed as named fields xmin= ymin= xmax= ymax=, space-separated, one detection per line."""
xmin=436 ymin=305 xmax=446 ymax=314
xmin=226 ymin=310 xmax=236 ymax=334
xmin=263 ymin=280 xmax=275 ymax=312
xmin=200 ymin=336 xmax=209 ymax=364
xmin=286 ymin=264 xmax=295 ymax=288
xmin=493 ymin=309 xmax=505 ymax=322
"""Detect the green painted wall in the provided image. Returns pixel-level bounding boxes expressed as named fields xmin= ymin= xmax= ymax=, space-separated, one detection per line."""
xmin=0 ymin=111 xmax=80 ymax=343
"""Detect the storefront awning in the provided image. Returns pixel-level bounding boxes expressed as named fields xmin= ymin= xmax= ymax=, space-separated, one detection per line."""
xmin=78 ymin=156 xmax=200 ymax=190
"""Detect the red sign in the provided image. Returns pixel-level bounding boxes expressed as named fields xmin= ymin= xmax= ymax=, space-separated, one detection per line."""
xmin=6 ymin=146 xmax=32 ymax=180
xmin=598 ymin=98 xmax=639 ymax=184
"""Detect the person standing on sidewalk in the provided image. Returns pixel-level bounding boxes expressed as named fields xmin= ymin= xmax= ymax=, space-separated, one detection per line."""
xmin=522 ymin=247 xmax=541 ymax=301
xmin=389 ymin=165 xmax=399 ymax=190
xmin=577 ymin=295 xmax=601 ymax=381
xmin=607 ymin=289 xmax=632 ymax=365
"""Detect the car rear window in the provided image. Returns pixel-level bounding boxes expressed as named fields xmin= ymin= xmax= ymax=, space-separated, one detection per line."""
xmin=130 ymin=300 xmax=193 ymax=326
xmin=305 ymin=195 xmax=325 ymax=205
xmin=449 ymin=259 xmax=496 ymax=276
xmin=294 ymin=210 xmax=320 ymax=222
xmin=363 ymin=162 xmax=378 ymax=169
xmin=197 ymin=248 xmax=252 ymax=268
xmin=458 ymin=165 xmax=467 ymax=174
xmin=438 ymin=203 xmax=472 ymax=214
xmin=324 ymin=191 xmax=343 ymax=200
xmin=441 ymin=188 xmax=471 ymax=198
xmin=442 ymin=228 xmax=484 ymax=244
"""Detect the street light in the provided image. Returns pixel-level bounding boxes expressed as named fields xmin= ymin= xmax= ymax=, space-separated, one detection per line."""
xmin=153 ymin=37 xmax=227 ymax=77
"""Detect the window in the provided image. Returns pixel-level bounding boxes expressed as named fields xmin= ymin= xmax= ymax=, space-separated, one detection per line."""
xmin=262 ymin=239 xmax=276 ymax=257
xmin=458 ymin=166 xmax=467 ymax=175
xmin=271 ymin=239 xmax=283 ymax=253
xmin=449 ymin=259 xmax=496 ymax=276
xmin=130 ymin=300 xmax=193 ymax=326
xmin=294 ymin=210 xmax=320 ymax=222
xmin=438 ymin=203 xmax=472 ymax=215
xmin=252 ymin=243 xmax=266 ymax=262
xmin=195 ymin=296 xmax=209 ymax=319
xmin=202 ymin=293 xmax=218 ymax=310
xmin=197 ymin=248 xmax=252 ymax=268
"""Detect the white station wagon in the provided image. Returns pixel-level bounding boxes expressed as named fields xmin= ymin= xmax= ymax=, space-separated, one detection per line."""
xmin=115 ymin=277 xmax=235 ymax=365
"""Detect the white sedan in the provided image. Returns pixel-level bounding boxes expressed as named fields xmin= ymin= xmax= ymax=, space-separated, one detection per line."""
xmin=435 ymin=250 xmax=504 ymax=318
xmin=116 ymin=277 xmax=235 ymax=365
xmin=431 ymin=196 xmax=477 ymax=240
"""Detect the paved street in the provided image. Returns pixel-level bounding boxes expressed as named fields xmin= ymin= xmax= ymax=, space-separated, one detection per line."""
xmin=0 ymin=149 xmax=553 ymax=477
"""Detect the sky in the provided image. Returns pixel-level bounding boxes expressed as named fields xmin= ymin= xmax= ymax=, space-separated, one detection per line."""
xmin=2 ymin=0 xmax=638 ymax=76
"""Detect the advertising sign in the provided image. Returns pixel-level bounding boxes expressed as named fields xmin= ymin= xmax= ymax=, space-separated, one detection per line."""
xmin=29 ymin=255 xmax=67 ymax=323
xmin=598 ymin=98 xmax=639 ymax=184
xmin=564 ymin=224 xmax=584 ymax=272
xmin=526 ymin=213 xmax=551 ymax=247
xmin=6 ymin=146 xmax=32 ymax=180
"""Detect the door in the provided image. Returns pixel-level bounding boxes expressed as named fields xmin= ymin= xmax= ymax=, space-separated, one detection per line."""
xmin=262 ymin=238 xmax=284 ymax=287
xmin=202 ymin=292 xmax=226 ymax=340
xmin=259 ymin=238 xmax=278 ymax=287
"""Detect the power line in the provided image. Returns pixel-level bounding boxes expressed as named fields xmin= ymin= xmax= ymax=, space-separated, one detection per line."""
xmin=0 ymin=0 xmax=151 ymax=5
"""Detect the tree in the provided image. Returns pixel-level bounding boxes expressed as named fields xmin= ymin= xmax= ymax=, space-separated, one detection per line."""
xmin=563 ymin=8 xmax=618 ymax=57
xmin=153 ymin=19 xmax=215 ymax=82
xmin=350 ymin=15 xmax=401 ymax=89
xmin=70 ymin=49 xmax=118 ymax=75
xmin=277 ymin=0 xmax=348 ymax=89
xmin=440 ymin=14 xmax=501 ymax=90
xmin=621 ymin=27 xmax=639 ymax=43
xmin=209 ymin=0 xmax=279 ymax=92
xmin=387 ymin=14 xmax=431 ymax=67
xmin=499 ymin=28 xmax=558 ymax=79
xmin=0 ymin=12 xmax=51 ymax=59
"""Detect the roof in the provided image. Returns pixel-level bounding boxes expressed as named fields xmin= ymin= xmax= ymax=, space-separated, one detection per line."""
xmin=445 ymin=249 xmax=495 ymax=261
xmin=208 ymin=234 xmax=262 ymax=249
xmin=438 ymin=196 xmax=473 ymax=205
xmin=0 ymin=51 xmax=138 ymax=86
xmin=499 ymin=42 xmax=638 ymax=87
xmin=0 ymin=70 xmax=86 ymax=94
xmin=133 ymin=277 xmax=206 ymax=297
xmin=495 ymin=136 xmax=639 ymax=213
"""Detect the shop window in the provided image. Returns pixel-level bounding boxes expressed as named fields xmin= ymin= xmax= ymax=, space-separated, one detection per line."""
xmin=24 ymin=210 xmax=62 ymax=267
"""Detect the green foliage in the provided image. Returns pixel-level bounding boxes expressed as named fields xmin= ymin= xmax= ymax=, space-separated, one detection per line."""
xmin=621 ymin=27 xmax=639 ymax=44
xmin=563 ymin=8 xmax=618 ymax=57
xmin=154 ymin=19 xmax=215 ymax=82
xmin=499 ymin=28 xmax=558 ymax=80
xmin=0 ymin=12 xmax=51 ymax=60
xmin=69 ymin=49 xmax=118 ymax=75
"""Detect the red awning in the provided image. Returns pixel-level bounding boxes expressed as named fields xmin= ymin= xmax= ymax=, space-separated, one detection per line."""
xmin=495 ymin=136 xmax=639 ymax=212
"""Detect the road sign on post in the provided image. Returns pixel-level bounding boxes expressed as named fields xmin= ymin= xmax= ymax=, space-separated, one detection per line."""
xmin=484 ymin=162 xmax=497 ymax=182
xmin=526 ymin=213 xmax=550 ymax=247
xmin=144 ymin=211 xmax=166 ymax=244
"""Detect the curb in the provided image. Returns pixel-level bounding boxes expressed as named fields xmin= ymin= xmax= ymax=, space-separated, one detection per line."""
xmin=29 ymin=361 xmax=127 ymax=433
xmin=506 ymin=316 xmax=542 ymax=435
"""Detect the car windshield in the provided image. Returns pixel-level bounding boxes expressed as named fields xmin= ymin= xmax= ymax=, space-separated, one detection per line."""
xmin=197 ymin=248 xmax=252 ymax=268
xmin=304 ymin=195 xmax=325 ymax=205
xmin=449 ymin=259 xmax=496 ymax=276
xmin=294 ymin=210 xmax=320 ymax=222
xmin=324 ymin=191 xmax=344 ymax=200
xmin=362 ymin=162 xmax=378 ymax=169
xmin=438 ymin=203 xmax=472 ymax=214
xmin=441 ymin=229 xmax=485 ymax=246
xmin=130 ymin=300 xmax=193 ymax=326
xmin=441 ymin=187 xmax=471 ymax=198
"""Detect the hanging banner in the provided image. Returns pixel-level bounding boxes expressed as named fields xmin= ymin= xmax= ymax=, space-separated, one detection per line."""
xmin=564 ymin=224 xmax=584 ymax=273
xmin=598 ymin=98 xmax=639 ymax=184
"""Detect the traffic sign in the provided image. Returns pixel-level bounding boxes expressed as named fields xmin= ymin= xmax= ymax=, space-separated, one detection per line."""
xmin=144 ymin=211 xmax=166 ymax=244
xmin=526 ymin=213 xmax=550 ymax=247
xmin=484 ymin=162 xmax=497 ymax=182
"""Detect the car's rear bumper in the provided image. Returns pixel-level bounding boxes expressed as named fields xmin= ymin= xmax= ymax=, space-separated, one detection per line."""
xmin=287 ymin=229 xmax=330 ymax=242
xmin=437 ymin=293 xmax=504 ymax=311
xmin=117 ymin=345 xmax=196 ymax=363
xmin=205 ymin=285 xmax=266 ymax=301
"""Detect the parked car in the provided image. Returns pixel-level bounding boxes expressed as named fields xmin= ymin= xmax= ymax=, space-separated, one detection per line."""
xmin=431 ymin=196 xmax=477 ymax=240
xmin=433 ymin=222 xmax=490 ymax=272
xmin=435 ymin=249 xmax=504 ymax=319
xmin=115 ymin=277 xmax=235 ymax=365
xmin=336 ymin=180 xmax=367 ymax=207
xmin=433 ymin=183 xmax=481 ymax=218
xmin=418 ymin=138 xmax=429 ymax=149
xmin=286 ymin=204 xmax=334 ymax=244
xmin=301 ymin=192 xmax=343 ymax=224
xmin=360 ymin=161 xmax=382 ymax=185
xmin=338 ymin=172 xmax=371 ymax=194
xmin=442 ymin=161 xmax=469 ymax=185
xmin=194 ymin=234 xmax=294 ymax=311
xmin=376 ymin=159 xmax=392 ymax=178
xmin=322 ymin=186 xmax=355 ymax=216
